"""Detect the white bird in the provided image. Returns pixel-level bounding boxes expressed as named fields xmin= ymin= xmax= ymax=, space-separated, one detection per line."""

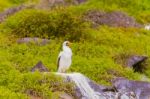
xmin=145 ymin=25 xmax=150 ymax=30
xmin=57 ymin=41 xmax=72 ymax=73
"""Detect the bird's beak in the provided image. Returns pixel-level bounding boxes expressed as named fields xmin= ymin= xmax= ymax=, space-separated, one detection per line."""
xmin=67 ymin=42 xmax=72 ymax=47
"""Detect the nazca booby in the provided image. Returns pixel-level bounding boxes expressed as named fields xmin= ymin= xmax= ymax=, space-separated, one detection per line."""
xmin=57 ymin=41 xmax=72 ymax=73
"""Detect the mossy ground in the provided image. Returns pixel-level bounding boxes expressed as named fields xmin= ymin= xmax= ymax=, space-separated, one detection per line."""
xmin=1 ymin=0 xmax=150 ymax=98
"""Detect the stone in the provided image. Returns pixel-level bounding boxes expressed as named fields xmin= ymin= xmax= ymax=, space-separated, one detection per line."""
xmin=85 ymin=10 xmax=142 ymax=28
xmin=112 ymin=77 xmax=150 ymax=99
xmin=52 ymin=73 xmax=150 ymax=99
xmin=126 ymin=55 xmax=148 ymax=72
xmin=17 ymin=37 xmax=50 ymax=46
xmin=114 ymin=54 xmax=148 ymax=72
xmin=0 ymin=5 xmax=26 ymax=23
xmin=37 ymin=0 xmax=87 ymax=9
xmin=68 ymin=73 xmax=136 ymax=99
xmin=31 ymin=61 xmax=49 ymax=72
xmin=126 ymin=55 xmax=148 ymax=67
xmin=87 ymin=77 xmax=136 ymax=99
xmin=88 ymin=78 xmax=113 ymax=92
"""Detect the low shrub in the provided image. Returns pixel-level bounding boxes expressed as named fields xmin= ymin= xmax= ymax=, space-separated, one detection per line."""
xmin=4 ymin=9 xmax=88 ymax=41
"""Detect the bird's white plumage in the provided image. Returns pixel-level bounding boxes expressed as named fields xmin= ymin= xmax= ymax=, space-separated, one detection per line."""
xmin=145 ymin=25 xmax=150 ymax=30
xmin=57 ymin=41 xmax=72 ymax=73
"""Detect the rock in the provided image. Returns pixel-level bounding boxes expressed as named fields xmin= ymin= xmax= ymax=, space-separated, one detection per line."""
xmin=37 ymin=0 xmax=87 ymax=9
xmin=102 ymin=91 xmax=136 ymax=99
xmin=86 ymin=77 xmax=136 ymax=99
xmin=126 ymin=55 xmax=148 ymax=67
xmin=58 ymin=73 xmax=136 ymax=99
xmin=85 ymin=10 xmax=142 ymax=28
xmin=112 ymin=77 xmax=150 ymax=99
xmin=31 ymin=61 xmax=49 ymax=72
xmin=0 ymin=5 xmax=26 ymax=23
xmin=54 ymin=73 xmax=150 ymax=99
xmin=126 ymin=55 xmax=148 ymax=72
xmin=17 ymin=37 xmax=50 ymax=46
xmin=88 ymin=78 xmax=113 ymax=92
xmin=114 ymin=54 xmax=148 ymax=72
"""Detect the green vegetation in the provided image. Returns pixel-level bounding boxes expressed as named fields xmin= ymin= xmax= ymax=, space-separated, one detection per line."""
xmin=0 ymin=86 xmax=28 ymax=99
xmin=1 ymin=0 xmax=150 ymax=98
xmin=0 ymin=0 xmax=25 ymax=12
xmin=4 ymin=9 xmax=88 ymax=40
xmin=69 ymin=0 xmax=150 ymax=23
xmin=0 ymin=0 xmax=38 ymax=12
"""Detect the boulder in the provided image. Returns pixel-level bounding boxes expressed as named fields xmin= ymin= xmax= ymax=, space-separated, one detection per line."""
xmin=57 ymin=73 xmax=137 ymax=99
xmin=85 ymin=10 xmax=142 ymax=28
xmin=37 ymin=0 xmax=87 ymax=9
xmin=42 ymin=73 xmax=150 ymax=99
xmin=126 ymin=55 xmax=148 ymax=67
xmin=87 ymin=78 xmax=113 ymax=92
xmin=126 ymin=55 xmax=148 ymax=72
xmin=31 ymin=61 xmax=49 ymax=72
xmin=17 ymin=37 xmax=50 ymax=46
xmin=114 ymin=54 xmax=148 ymax=72
xmin=82 ymin=77 xmax=136 ymax=99
xmin=112 ymin=77 xmax=150 ymax=99
xmin=0 ymin=5 xmax=26 ymax=23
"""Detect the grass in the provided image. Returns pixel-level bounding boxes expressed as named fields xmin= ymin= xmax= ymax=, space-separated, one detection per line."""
xmin=0 ymin=0 xmax=150 ymax=98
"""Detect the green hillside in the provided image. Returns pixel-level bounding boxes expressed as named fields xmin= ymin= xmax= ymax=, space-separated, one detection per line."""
xmin=0 ymin=0 xmax=150 ymax=98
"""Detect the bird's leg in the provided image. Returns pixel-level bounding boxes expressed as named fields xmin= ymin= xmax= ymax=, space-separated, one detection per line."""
xmin=63 ymin=70 xmax=66 ymax=73
xmin=62 ymin=68 xmax=67 ymax=73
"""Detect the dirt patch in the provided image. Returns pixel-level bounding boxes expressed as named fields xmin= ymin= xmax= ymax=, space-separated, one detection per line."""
xmin=85 ymin=10 xmax=142 ymax=28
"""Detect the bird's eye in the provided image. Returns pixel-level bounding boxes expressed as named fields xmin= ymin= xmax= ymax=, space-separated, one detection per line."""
xmin=66 ymin=43 xmax=69 ymax=46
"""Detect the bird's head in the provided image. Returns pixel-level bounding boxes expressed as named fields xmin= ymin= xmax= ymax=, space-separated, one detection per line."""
xmin=63 ymin=41 xmax=71 ymax=48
